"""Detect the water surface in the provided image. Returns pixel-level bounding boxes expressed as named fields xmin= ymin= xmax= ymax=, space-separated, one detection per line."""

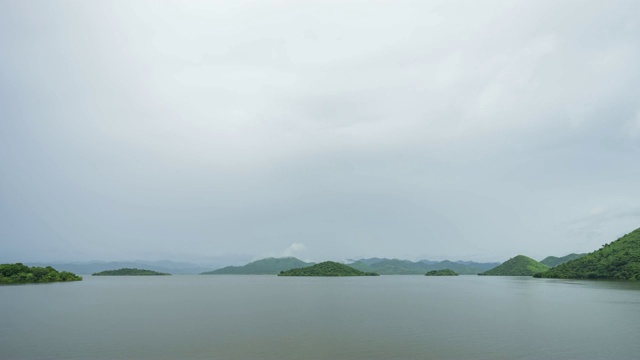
xmin=2 ymin=275 xmax=639 ymax=359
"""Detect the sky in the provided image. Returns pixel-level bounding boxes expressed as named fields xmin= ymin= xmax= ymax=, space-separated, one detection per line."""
xmin=1 ymin=0 xmax=639 ymax=265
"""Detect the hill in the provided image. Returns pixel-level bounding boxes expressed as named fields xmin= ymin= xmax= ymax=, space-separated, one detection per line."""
xmin=540 ymin=253 xmax=586 ymax=267
xmin=278 ymin=261 xmax=379 ymax=276
xmin=425 ymin=269 xmax=458 ymax=276
xmin=92 ymin=268 xmax=170 ymax=276
xmin=535 ymin=228 xmax=640 ymax=280
xmin=0 ymin=263 xmax=82 ymax=284
xmin=202 ymin=257 xmax=313 ymax=275
xmin=479 ymin=255 xmax=549 ymax=276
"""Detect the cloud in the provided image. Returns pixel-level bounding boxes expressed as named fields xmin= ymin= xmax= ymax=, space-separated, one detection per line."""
xmin=282 ymin=243 xmax=307 ymax=258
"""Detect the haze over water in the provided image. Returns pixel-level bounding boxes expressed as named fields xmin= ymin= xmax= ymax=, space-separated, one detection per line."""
xmin=2 ymin=275 xmax=639 ymax=359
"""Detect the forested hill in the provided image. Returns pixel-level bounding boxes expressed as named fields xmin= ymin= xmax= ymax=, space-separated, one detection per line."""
xmin=535 ymin=228 xmax=640 ymax=280
xmin=92 ymin=268 xmax=170 ymax=276
xmin=479 ymin=255 xmax=549 ymax=276
xmin=540 ymin=253 xmax=586 ymax=267
xmin=0 ymin=263 xmax=82 ymax=284
xmin=278 ymin=261 xmax=379 ymax=276
xmin=202 ymin=257 xmax=313 ymax=275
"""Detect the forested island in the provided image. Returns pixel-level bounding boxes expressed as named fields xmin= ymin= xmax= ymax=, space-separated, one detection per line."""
xmin=479 ymin=255 xmax=549 ymax=276
xmin=425 ymin=269 xmax=458 ymax=276
xmin=92 ymin=268 xmax=170 ymax=276
xmin=535 ymin=228 xmax=640 ymax=280
xmin=278 ymin=261 xmax=379 ymax=276
xmin=0 ymin=263 xmax=82 ymax=284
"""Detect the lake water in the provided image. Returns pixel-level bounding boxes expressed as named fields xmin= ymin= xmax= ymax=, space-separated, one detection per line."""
xmin=2 ymin=275 xmax=640 ymax=359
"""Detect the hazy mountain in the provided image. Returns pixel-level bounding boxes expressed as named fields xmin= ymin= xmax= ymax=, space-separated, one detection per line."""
xmin=348 ymin=259 xmax=500 ymax=275
xmin=479 ymin=255 xmax=549 ymax=276
xmin=201 ymin=257 xmax=314 ymax=275
xmin=26 ymin=260 xmax=211 ymax=275
xmin=540 ymin=253 xmax=586 ymax=268
xmin=278 ymin=261 xmax=378 ymax=277
xmin=535 ymin=228 xmax=640 ymax=280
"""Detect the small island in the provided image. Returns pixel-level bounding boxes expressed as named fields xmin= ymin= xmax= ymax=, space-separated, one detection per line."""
xmin=0 ymin=263 xmax=82 ymax=284
xmin=92 ymin=268 xmax=171 ymax=276
xmin=425 ymin=269 xmax=458 ymax=276
xmin=278 ymin=261 xmax=379 ymax=277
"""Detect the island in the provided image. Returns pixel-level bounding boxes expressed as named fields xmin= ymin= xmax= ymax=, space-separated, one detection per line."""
xmin=425 ymin=269 xmax=458 ymax=276
xmin=92 ymin=268 xmax=171 ymax=276
xmin=535 ymin=227 xmax=640 ymax=280
xmin=0 ymin=263 xmax=82 ymax=284
xmin=478 ymin=255 xmax=549 ymax=276
xmin=278 ymin=261 xmax=379 ymax=276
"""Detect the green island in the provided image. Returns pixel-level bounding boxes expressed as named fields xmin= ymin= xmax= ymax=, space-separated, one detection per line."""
xmin=425 ymin=269 xmax=458 ymax=276
xmin=92 ymin=268 xmax=171 ymax=276
xmin=201 ymin=257 xmax=313 ymax=275
xmin=479 ymin=255 xmax=549 ymax=276
xmin=535 ymin=228 xmax=640 ymax=280
xmin=278 ymin=261 xmax=379 ymax=277
xmin=0 ymin=263 xmax=82 ymax=284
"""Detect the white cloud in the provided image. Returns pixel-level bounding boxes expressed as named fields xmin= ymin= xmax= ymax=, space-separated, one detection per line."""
xmin=283 ymin=243 xmax=306 ymax=257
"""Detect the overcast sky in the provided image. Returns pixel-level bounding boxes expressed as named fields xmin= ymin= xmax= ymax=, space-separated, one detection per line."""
xmin=1 ymin=0 xmax=639 ymax=265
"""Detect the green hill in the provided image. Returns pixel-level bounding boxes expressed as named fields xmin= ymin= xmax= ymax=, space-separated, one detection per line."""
xmin=540 ymin=253 xmax=586 ymax=267
xmin=201 ymin=257 xmax=313 ymax=275
xmin=0 ymin=263 xmax=82 ymax=284
xmin=425 ymin=269 xmax=458 ymax=276
xmin=535 ymin=228 xmax=640 ymax=280
xmin=92 ymin=268 xmax=170 ymax=276
xmin=479 ymin=255 xmax=549 ymax=276
xmin=278 ymin=261 xmax=379 ymax=276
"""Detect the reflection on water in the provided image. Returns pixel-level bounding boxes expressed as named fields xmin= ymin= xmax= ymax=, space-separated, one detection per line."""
xmin=1 ymin=275 xmax=639 ymax=359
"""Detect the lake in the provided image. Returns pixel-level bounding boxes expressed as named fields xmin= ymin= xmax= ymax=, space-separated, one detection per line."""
xmin=2 ymin=275 xmax=640 ymax=359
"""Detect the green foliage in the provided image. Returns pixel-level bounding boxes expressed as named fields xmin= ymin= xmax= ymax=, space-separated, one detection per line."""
xmin=0 ymin=263 xmax=82 ymax=284
xmin=92 ymin=268 xmax=170 ymax=276
xmin=535 ymin=228 xmax=640 ymax=280
xmin=278 ymin=261 xmax=379 ymax=277
xmin=540 ymin=253 xmax=586 ymax=267
xmin=425 ymin=269 xmax=458 ymax=276
xmin=479 ymin=255 xmax=549 ymax=276
xmin=201 ymin=257 xmax=314 ymax=275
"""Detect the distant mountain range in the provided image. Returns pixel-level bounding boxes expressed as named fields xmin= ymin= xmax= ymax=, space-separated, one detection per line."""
xmin=535 ymin=228 xmax=640 ymax=280
xmin=479 ymin=255 xmax=549 ymax=276
xmin=23 ymin=251 xmax=596 ymax=277
xmin=26 ymin=260 xmax=213 ymax=275
xmin=348 ymin=258 xmax=500 ymax=275
xmin=201 ymin=257 xmax=314 ymax=275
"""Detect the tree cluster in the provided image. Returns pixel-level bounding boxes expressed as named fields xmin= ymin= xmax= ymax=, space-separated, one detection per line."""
xmin=0 ymin=263 xmax=82 ymax=284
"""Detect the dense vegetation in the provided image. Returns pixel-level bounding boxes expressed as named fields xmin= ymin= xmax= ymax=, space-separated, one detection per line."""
xmin=535 ymin=228 xmax=640 ymax=280
xmin=92 ymin=268 xmax=170 ymax=276
xmin=0 ymin=263 xmax=82 ymax=284
xmin=349 ymin=258 xmax=499 ymax=275
xmin=278 ymin=261 xmax=379 ymax=276
xmin=479 ymin=255 xmax=549 ymax=276
xmin=425 ymin=269 xmax=458 ymax=276
xmin=540 ymin=253 xmax=586 ymax=267
xmin=201 ymin=257 xmax=314 ymax=275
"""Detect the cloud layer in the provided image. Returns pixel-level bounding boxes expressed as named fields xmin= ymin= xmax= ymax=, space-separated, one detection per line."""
xmin=1 ymin=1 xmax=639 ymax=263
